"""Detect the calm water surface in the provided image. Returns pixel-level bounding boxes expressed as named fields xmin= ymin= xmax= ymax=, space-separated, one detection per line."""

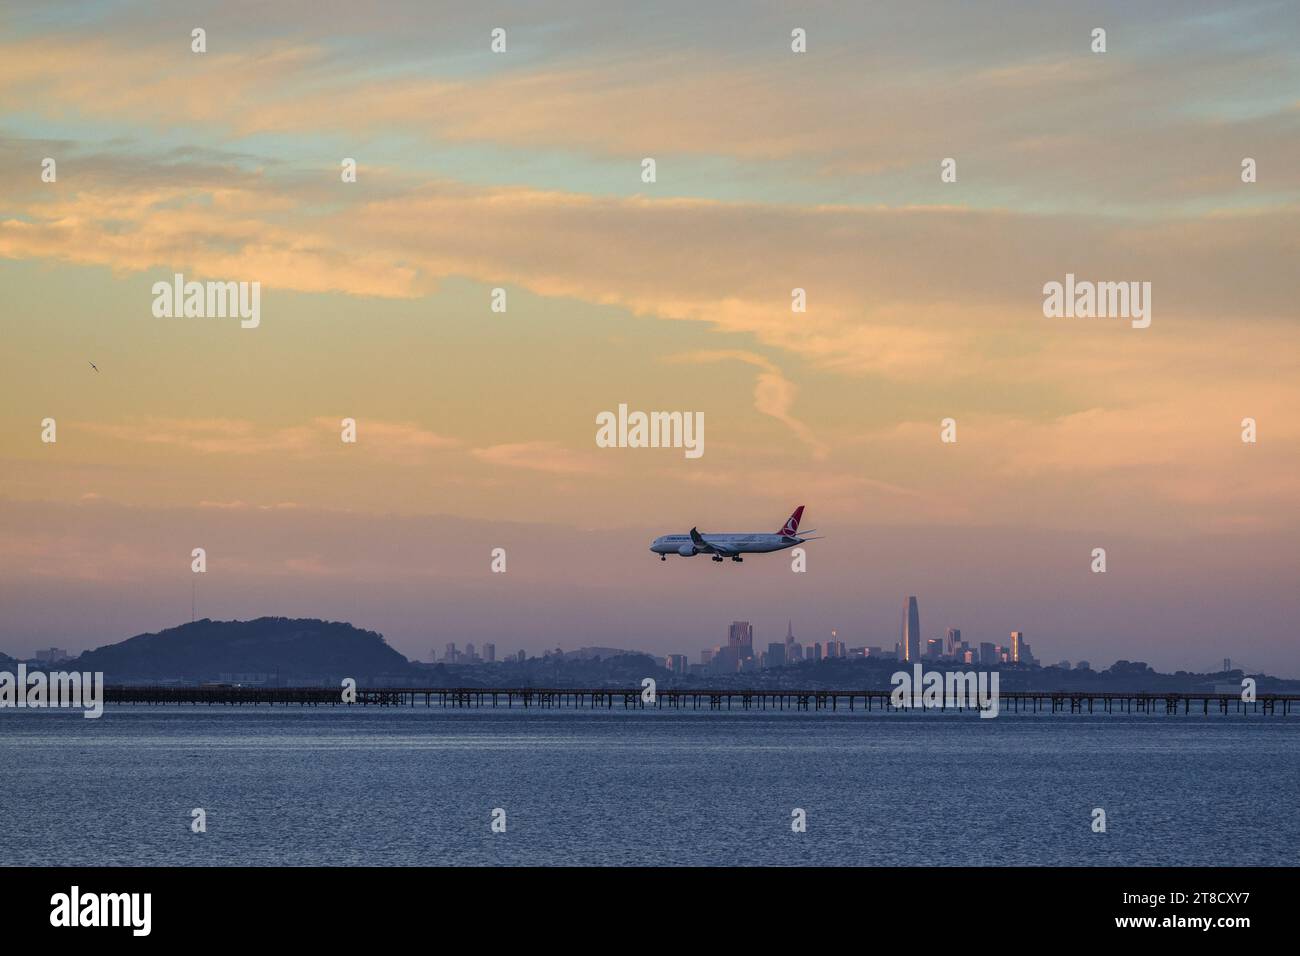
xmin=2 ymin=706 xmax=1296 ymax=865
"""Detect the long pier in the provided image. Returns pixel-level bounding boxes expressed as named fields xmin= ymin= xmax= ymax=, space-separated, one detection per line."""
xmin=102 ymin=686 xmax=1299 ymax=715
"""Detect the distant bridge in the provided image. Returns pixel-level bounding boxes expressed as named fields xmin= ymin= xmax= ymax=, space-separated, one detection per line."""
xmin=102 ymin=686 xmax=1299 ymax=716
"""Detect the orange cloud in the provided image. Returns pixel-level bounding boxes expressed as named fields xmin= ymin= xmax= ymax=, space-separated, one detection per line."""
xmin=471 ymin=441 xmax=603 ymax=475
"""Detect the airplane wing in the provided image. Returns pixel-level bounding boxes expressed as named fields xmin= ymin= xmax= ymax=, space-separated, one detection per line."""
xmin=689 ymin=527 xmax=736 ymax=556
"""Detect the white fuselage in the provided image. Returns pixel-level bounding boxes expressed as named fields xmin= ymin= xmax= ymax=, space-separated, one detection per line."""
xmin=649 ymin=533 xmax=798 ymax=556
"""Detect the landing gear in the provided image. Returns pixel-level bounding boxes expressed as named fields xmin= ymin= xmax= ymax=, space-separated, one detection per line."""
xmin=660 ymin=554 xmax=666 ymax=561
xmin=730 ymin=556 xmax=744 ymax=563
xmin=711 ymin=555 xmax=724 ymax=562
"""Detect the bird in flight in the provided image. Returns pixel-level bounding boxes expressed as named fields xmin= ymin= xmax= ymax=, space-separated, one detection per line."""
xmin=88 ymin=361 xmax=99 ymax=372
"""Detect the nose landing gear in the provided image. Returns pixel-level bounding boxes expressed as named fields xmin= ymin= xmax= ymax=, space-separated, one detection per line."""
xmin=660 ymin=554 xmax=666 ymax=561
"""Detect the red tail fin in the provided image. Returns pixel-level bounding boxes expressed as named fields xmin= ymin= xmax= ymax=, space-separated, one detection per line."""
xmin=778 ymin=506 xmax=804 ymax=536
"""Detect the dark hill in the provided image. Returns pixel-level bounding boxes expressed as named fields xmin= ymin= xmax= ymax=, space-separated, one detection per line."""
xmin=72 ymin=617 xmax=418 ymax=684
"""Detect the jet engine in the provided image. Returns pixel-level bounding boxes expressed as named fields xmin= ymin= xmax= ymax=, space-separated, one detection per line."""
xmin=677 ymin=544 xmax=698 ymax=556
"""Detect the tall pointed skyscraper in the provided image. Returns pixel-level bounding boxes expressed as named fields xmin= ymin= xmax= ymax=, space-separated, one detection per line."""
xmin=901 ymin=596 xmax=921 ymax=662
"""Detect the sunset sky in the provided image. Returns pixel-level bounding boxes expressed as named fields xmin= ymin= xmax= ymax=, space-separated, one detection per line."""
xmin=2 ymin=1 xmax=1298 ymax=672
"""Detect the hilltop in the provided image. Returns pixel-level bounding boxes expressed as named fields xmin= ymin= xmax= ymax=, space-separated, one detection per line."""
xmin=69 ymin=617 xmax=419 ymax=685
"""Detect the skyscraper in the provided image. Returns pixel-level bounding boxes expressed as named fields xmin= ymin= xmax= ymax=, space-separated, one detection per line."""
xmin=901 ymin=596 xmax=921 ymax=663
xmin=1010 ymin=631 xmax=1023 ymax=664
xmin=728 ymin=621 xmax=754 ymax=662
xmin=945 ymin=628 xmax=962 ymax=657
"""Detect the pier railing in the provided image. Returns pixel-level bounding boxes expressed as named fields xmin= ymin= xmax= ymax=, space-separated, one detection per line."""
xmin=98 ymin=686 xmax=1299 ymax=715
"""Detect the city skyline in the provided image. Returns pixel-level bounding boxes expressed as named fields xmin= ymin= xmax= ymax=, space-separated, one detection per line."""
xmin=10 ymin=593 xmax=1260 ymax=679
xmin=689 ymin=605 xmax=1044 ymax=678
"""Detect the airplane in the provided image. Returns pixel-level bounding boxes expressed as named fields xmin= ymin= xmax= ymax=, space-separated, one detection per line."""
xmin=650 ymin=506 xmax=822 ymax=563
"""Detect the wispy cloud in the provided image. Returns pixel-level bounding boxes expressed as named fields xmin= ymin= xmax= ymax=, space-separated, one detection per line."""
xmin=471 ymin=441 xmax=602 ymax=475
xmin=73 ymin=417 xmax=459 ymax=458
xmin=668 ymin=350 xmax=828 ymax=459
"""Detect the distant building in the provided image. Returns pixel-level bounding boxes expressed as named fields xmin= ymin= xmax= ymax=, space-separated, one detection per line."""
xmin=766 ymin=643 xmax=786 ymax=668
xmin=979 ymin=642 xmax=997 ymax=666
xmin=810 ymin=642 xmax=823 ymax=662
xmin=713 ymin=646 xmax=739 ymax=674
xmin=700 ymin=649 xmax=714 ymax=667
xmin=926 ymin=638 xmax=943 ymax=659
xmin=666 ymin=654 xmax=688 ymax=675
xmin=444 ymin=642 xmax=458 ymax=664
xmin=945 ymin=628 xmax=962 ymax=657
xmin=1010 ymin=631 xmax=1024 ymax=664
xmin=901 ymin=596 xmax=921 ymax=663
xmin=484 ymin=643 xmax=496 ymax=664
xmin=35 ymin=647 xmax=71 ymax=663
xmin=728 ymin=621 xmax=754 ymax=664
